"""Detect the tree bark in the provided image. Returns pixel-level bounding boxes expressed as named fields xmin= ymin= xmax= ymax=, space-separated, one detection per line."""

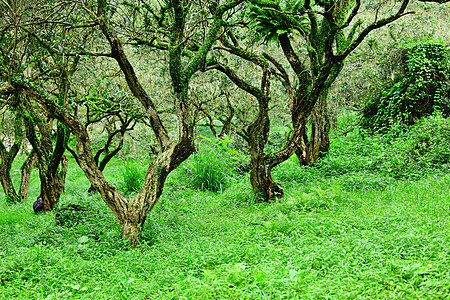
xmin=0 ymin=162 xmax=18 ymax=203
xmin=296 ymin=93 xmax=330 ymax=165
xmin=309 ymin=95 xmax=330 ymax=162
xmin=246 ymin=97 xmax=284 ymax=201
xmin=35 ymin=154 xmax=68 ymax=211
xmin=249 ymin=153 xmax=283 ymax=200
xmin=39 ymin=172 xmax=59 ymax=211
xmin=19 ymin=151 xmax=37 ymax=202
xmin=0 ymin=108 xmax=23 ymax=203
xmin=21 ymin=101 xmax=69 ymax=211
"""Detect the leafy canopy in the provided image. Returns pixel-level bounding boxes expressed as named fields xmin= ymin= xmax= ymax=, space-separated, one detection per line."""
xmin=247 ymin=0 xmax=309 ymax=43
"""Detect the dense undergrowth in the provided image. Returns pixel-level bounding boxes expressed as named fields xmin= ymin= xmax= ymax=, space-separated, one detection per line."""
xmin=1 ymin=114 xmax=450 ymax=299
xmin=361 ymin=42 xmax=450 ymax=132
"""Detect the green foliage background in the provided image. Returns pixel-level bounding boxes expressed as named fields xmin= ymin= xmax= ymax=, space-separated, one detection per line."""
xmin=362 ymin=42 xmax=450 ymax=132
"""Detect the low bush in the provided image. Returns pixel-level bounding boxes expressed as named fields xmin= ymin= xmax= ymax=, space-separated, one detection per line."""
xmin=281 ymin=113 xmax=450 ymax=182
xmin=118 ymin=158 xmax=145 ymax=195
xmin=187 ymin=143 xmax=232 ymax=192
xmin=362 ymin=42 xmax=450 ymax=132
xmin=380 ymin=113 xmax=450 ymax=178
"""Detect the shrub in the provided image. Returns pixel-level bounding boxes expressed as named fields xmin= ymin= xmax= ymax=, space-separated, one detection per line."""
xmin=307 ymin=113 xmax=450 ymax=180
xmin=118 ymin=158 xmax=145 ymax=194
xmin=410 ymin=113 xmax=450 ymax=165
xmin=362 ymin=42 xmax=450 ymax=132
xmin=187 ymin=143 xmax=231 ymax=192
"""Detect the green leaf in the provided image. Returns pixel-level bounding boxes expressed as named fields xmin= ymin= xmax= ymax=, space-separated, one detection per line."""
xmin=276 ymin=29 xmax=288 ymax=35
xmin=78 ymin=236 xmax=89 ymax=244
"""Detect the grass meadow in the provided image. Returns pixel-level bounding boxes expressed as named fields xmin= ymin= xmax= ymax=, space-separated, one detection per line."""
xmin=1 ymin=118 xmax=450 ymax=299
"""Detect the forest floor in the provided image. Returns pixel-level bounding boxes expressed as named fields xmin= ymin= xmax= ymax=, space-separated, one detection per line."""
xmin=1 ymin=126 xmax=450 ymax=299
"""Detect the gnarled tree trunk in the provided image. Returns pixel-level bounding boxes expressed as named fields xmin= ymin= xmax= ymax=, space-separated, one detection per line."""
xmin=309 ymin=95 xmax=331 ymax=162
xmin=0 ymin=161 xmax=18 ymax=202
xmin=22 ymin=100 xmax=69 ymax=211
xmin=71 ymin=116 xmax=194 ymax=244
xmin=37 ymin=153 xmax=68 ymax=211
xmin=19 ymin=151 xmax=37 ymax=202
xmin=296 ymin=93 xmax=331 ymax=165
xmin=0 ymin=108 xmax=23 ymax=203
xmin=249 ymin=154 xmax=284 ymax=200
xmin=246 ymin=92 xmax=284 ymax=201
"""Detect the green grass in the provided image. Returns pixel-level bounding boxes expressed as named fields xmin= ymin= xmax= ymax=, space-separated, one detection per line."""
xmin=185 ymin=142 xmax=233 ymax=192
xmin=1 ymin=173 xmax=449 ymax=298
xmin=1 ymin=126 xmax=450 ymax=299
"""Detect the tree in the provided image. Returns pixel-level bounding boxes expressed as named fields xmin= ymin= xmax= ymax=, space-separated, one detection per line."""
xmin=204 ymin=0 xmax=423 ymax=200
xmin=20 ymin=97 xmax=69 ymax=211
xmin=1 ymin=0 xmax=243 ymax=244
xmin=206 ymin=32 xmax=289 ymax=200
xmin=0 ymin=0 xmax=73 ymax=209
xmin=0 ymin=102 xmax=37 ymax=203
xmin=90 ymin=0 xmax=243 ymax=242
xmin=249 ymin=0 xmax=416 ymax=165
xmin=0 ymin=104 xmax=23 ymax=203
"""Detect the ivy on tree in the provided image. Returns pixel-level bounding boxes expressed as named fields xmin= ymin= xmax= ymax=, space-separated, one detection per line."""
xmin=362 ymin=42 xmax=450 ymax=132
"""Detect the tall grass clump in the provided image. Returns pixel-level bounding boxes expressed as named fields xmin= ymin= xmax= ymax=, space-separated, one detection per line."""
xmin=118 ymin=158 xmax=145 ymax=195
xmin=187 ymin=143 xmax=231 ymax=192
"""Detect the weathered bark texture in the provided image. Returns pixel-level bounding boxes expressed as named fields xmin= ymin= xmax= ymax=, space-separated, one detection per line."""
xmin=0 ymin=158 xmax=18 ymax=202
xmin=19 ymin=151 xmax=37 ymax=202
xmin=296 ymin=94 xmax=331 ymax=165
xmin=0 ymin=108 xmax=23 ymax=203
xmin=21 ymin=100 xmax=69 ymax=211
xmin=0 ymin=154 xmax=18 ymax=202
xmin=245 ymin=87 xmax=282 ymax=200
xmin=309 ymin=95 xmax=331 ymax=162
xmin=249 ymin=155 xmax=284 ymax=200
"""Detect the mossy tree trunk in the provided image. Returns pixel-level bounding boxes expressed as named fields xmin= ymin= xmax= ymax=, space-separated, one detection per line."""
xmin=19 ymin=151 xmax=37 ymax=202
xmin=17 ymin=46 xmax=74 ymax=211
xmin=247 ymin=0 xmax=412 ymax=166
xmin=296 ymin=92 xmax=331 ymax=166
xmin=210 ymin=37 xmax=295 ymax=201
xmin=244 ymin=79 xmax=281 ymax=200
xmin=21 ymin=100 xmax=69 ymax=211
xmin=275 ymin=0 xmax=348 ymax=165
xmin=0 ymin=105 xmax=23 ymax=203
xmin=308 ymin=94 xmax=331 ymax=163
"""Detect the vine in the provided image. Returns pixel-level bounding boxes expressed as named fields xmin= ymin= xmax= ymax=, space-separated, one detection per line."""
xmin=362 ymin=42 xmax=450 ymax=132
